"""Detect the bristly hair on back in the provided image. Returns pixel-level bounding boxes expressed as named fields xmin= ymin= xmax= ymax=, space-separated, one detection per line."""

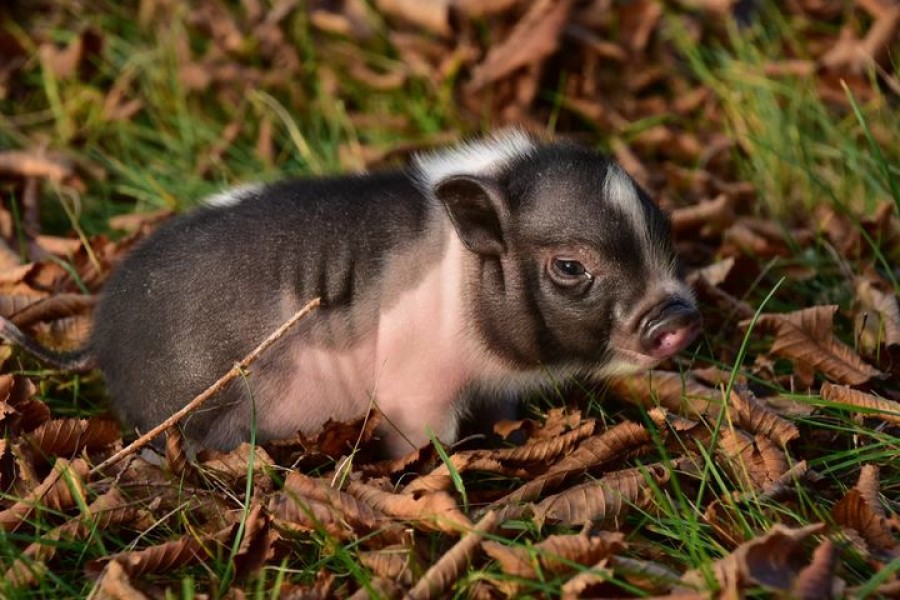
xmin=411 ymin=129 xmax=538 ymax=192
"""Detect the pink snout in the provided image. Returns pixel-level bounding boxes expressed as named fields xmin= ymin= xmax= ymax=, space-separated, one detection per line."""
xmin=640 ymin=299 xmax=701 ymax=360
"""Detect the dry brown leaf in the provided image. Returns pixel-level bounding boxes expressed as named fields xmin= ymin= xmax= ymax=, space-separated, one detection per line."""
xmin=832 ymin=488 xmax=895 ymax=554
xmin=496 ymin=419 xmax=654 ymax=507
xmin=90 ymin=559 xmax=150 ymax=599
xmin=0 ymin=457 xmax=89 ymax=531
xmin=359 ymin=545 xmax=420 ymax=586
xmin=682 ymin=523 xmax=825 ymax=592
xmin=453 ymin=0 xmax=522 ymax=17
xmin=495 ymin=417 xmax=596 ymax=463
xmin=483 ymin=531 xmax=626 ymax=580
xmin=609 ymin=555 xmax=687 ymax=595
xmin=688 ymin=256 xmax=735 ymax=288
xmin=754 ymin=460 xmax=812 ymax=502
xmin=87 ymin=535 xmax=207 ymax=579
xmin=374 ymin=0 xmax=451 ymax=37
xmin=716 ymin=428 xmax=790 ymax=491
xmin=619 ymin=0 xmax=662 ymax=52
xmin=820 ymin=382 xmax=900 ymax=425
xmin=407 ymin=510 xmax=499 ymax=600
xmin=854 ymin=276 xmax=900 ymax=351
xmin=820 ymin=8 xmax=899 ymax=71
xmin=347 ymin=576 xmax=403 ymax=599
xmin=346 ymin=480 xmax=471 ymax=533
xmin=270 ymin=493 xmax=354 ymax=539
xmin=199 ymin=443 xmax=275 ymax=482
xmin=746 ymin=306 xmax=882 ymax=385
xmin=550 ymin=419 xmax=654 ymax=475
xmin=231 ymin=503 xmax=277 ymax=580
xmin=279 ymin=471 xmax=380 ymax=530
xmin=534 ymin=406 xmax=584 ymax=439
xmin=278 ymin=569 xmax=336 ymax=599
xmin=32 ymin=235 xmax=82 ymax=258
xmin=855 ymin=465 xmax=884 ymax=518
xmin=107 ymin=209 xmax=172 ymax=233
xmin=536 ymin=462 xmax=670 ymax=525
xmin=0 ymin=374 xmax=49 ymax=434
xmin=791 ymin=539 xmax=840 ymax=600
xmin=6 ymin=519 xmax=84 ymax=586
xmin=467 ymin=0 xmax=573 ymax=91
xmin=672 ymin=194 xmax=735 ymax=237
xmin=86 ymin=486 xmax=154 ymax=531
xmin=402 ymin=452 xmax=514 ymax=494
xmin=727 ymin=386 xmax=799 ymax=445
xmin=263 ymin=411 xmax=381 ymax=466
xmin=38 ymin=28 xmax=103 ymax=80
xmin=832 ymin=473 xmax=896 ymax=555
xmin=165 ymin=426 xmax=192 ymax=480
xmin=559 ymin=558 xmax=611 ymax=599
xmin=27 ymin=417 xmax=120 ymax=459
xmin=610 ymin=370 xmax=724 ymax=418
xmin=8 ymin=486 xmax=148 ymax=588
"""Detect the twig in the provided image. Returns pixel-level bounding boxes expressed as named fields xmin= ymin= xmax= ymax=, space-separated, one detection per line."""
xmin=90 ymin=297 xmax=321 ymax=475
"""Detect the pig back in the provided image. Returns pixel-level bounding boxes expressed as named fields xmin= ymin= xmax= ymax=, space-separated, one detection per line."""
xmin=89 ymin=171 xmax=437 ymax=446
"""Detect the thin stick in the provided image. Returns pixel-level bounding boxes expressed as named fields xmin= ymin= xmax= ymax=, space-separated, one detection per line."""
xmin=91 ymin=297 xmax=321 ymax=475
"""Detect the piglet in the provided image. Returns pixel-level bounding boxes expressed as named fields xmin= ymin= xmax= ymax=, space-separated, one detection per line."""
xmin=0 ymin=131 xmax=700 ymax=457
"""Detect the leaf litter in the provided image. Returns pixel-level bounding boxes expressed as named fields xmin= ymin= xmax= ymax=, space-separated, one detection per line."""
xmin=1 ymin=0 xmax=899 ymax=597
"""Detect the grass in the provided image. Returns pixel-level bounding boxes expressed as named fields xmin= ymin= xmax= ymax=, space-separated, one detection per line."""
xmin=1 ymin=1 xmax=898 ymax=597
xmin=670 ymin=8 xmax=900 ymax=221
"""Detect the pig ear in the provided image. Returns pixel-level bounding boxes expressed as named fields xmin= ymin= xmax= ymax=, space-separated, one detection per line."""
xmin=434 ymin=175 xmax=508 ymax=256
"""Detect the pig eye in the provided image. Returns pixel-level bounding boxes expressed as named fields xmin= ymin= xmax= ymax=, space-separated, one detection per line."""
xmin=549 ymin=257 xmax=593 ymax=287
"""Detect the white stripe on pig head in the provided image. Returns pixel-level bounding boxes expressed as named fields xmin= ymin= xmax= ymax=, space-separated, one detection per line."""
xmin=412 ymin=129 xmax=537 ymax=191
xmin=604 ymin=163 xmax=674 ymax=277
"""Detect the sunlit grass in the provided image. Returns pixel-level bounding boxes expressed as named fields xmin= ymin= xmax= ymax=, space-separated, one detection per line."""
xmin=669 ymin=8 xmax=900 ymax=220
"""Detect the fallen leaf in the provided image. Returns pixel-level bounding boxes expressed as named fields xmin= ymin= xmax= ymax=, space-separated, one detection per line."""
xmin=89 ymin=559 xmax=150 ymax=599
xmin=535 ymin=462 xmax=670 ymax=525
xmin=359 ymin=544 xmax=421 ymax=586
xmin=791 ymin=539 xmax=840 ymax=600
xmin=832 ymin=466 xmax=896 ymax=556
xmin=745 ymin=306 xmax=882 ymax=385
xmin=483 ymin=531 xmax=625 ymax=580
xmin=0 ymin=457 xmax=89 ymax=532
xmin=820 ymin=382 xmax=900 ymax=425
xmin=279 ymin=471 xmax=380 ymax=530
xmin=407 ymin=510 xmax=499 ymax=599
xmin=346 ymin=480 xmax=471 ymax=533
xmin=682 ymin=523 xmax=825 ymax=592
xmin=727 ymin=386 xmax=799 ymax=445
xmin=87 ymin=535 xmax=207 ymax=579
xmin=609 ymin=370 xmax=724 ymax=418
xmin=854 ymin=275 xmax=900 ymax=351
xmin=467 ymin=0 xmax=573 ymax=91
xmin=27 ymin=417 xmax=121 ymax=460
xmin=38 ymin=28 xmax=104 ymax=80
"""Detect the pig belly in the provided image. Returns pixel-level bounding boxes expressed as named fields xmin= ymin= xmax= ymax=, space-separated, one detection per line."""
xmin=251 ymin=344 xmax=379 ymax=442
xmin=246 ymin=340 xmax=467 ymax=454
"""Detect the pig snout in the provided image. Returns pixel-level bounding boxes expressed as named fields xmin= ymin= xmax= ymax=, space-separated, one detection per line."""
xmin=638 ymin=297 xmax=701 ymax=360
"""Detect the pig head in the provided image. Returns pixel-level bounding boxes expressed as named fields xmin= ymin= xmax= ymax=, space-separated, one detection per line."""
xmin=90 ymin=130 xmax=700 ymax=458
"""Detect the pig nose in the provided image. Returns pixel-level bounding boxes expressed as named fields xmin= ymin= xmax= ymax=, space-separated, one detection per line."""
xmin=639 ymin=298 xmax=701 ymax=359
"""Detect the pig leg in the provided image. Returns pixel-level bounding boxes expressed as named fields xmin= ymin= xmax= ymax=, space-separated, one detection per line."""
xmin=376 ymin=396 xmax=464 ymax=458
xmin=458 ymin=392 xmax=523 ymax=447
